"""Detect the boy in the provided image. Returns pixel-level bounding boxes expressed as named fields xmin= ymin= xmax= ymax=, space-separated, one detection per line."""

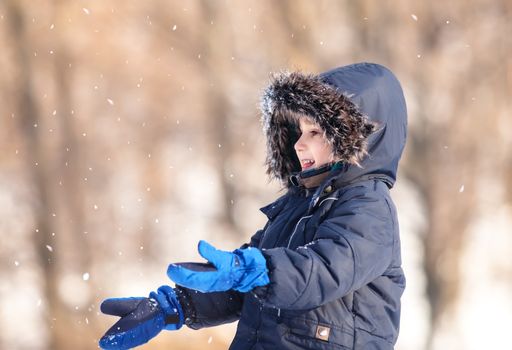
xmin=99 ymin=62 xmax=407 ymax=349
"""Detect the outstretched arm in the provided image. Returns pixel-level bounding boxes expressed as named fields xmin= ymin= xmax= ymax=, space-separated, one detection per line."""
xmin=174 ymin=286 xmax=244 ymax=330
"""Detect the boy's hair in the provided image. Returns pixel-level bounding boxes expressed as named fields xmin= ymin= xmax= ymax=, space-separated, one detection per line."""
xmin=260 ymin=71 xmax=376 ymax=185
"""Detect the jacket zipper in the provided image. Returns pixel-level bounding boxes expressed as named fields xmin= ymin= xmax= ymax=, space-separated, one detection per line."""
xmin=286 ymin=215 xmax=313 ymax=248
xmin=285 ymin=197 xmax=338 ymax=249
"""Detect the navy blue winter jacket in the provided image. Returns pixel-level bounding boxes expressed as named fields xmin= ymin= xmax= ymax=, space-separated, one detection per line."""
xmin=176 ymin=63 xmax=407 ymax=349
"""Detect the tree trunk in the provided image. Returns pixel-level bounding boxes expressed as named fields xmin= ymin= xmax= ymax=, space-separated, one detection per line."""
xmin=4 ymin=1 xmax=59 ymax=349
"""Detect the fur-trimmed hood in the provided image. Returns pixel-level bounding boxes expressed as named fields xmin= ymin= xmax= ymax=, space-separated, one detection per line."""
xmin=260 ymin=62 xmax=407 ymax=188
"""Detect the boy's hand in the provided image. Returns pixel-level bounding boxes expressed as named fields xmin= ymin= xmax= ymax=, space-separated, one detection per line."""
xmin=167 ymin=240 xmax=270 ymax=293
xmin=99 ymin=286 xmax=183 ymax=350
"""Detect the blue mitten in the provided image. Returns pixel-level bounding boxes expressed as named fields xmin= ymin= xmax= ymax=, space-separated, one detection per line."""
xmin=99 ymin=285 xmax=183 ymax=350
xmin=167 ymin=240 xmax=270 ymax=293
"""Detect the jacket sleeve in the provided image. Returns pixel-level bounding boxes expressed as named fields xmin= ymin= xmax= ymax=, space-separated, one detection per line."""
xmin=258 ymin=185 xmax=396 ymax=310
xmin=174 ymin=228 xmax=266 ymax=329
xmin=175 ymin=286 xmax=244 ymax=330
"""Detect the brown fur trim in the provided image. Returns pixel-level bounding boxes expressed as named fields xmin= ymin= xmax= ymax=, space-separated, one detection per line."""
xmin=260 ymin=71 xmax=376 ymax=184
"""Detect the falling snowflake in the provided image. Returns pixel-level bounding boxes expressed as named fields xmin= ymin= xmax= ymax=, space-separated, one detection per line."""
xmin=459 ymin=185 xmax=465 ymax=193
xmin=83 ymin=8 xmax=90 ymax=15
xmin=107 ymin=98 xmax=114 ymax=105
xmin=83 ymin=273 xmax=90 ymax=281
xmin=46 ymin=245 xmax=53 ymax=252
xmin=411 ymin=14 xmax=418 ymax=21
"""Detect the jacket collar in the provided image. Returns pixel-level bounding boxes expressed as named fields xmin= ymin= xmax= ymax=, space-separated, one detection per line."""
xmin=288 ymin=163 xmax=335 ymax=189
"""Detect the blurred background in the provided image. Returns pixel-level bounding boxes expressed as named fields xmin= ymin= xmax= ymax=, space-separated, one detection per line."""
xmin=1 ymin=0 xmax=511 ymax=349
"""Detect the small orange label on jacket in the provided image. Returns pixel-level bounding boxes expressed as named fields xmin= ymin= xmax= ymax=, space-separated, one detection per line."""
xmin=315 ymin=325 xmax=330 ymax=341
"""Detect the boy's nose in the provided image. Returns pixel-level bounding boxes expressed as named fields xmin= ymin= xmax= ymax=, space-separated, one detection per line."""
xmin=294 ymin=136 xmax=305 ymax=152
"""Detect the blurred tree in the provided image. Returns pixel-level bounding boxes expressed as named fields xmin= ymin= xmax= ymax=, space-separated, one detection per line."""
xmin=395 ymin=0 xmax=511 ymax=347
xmin=4 ymin=0 xmax=60 ymax=348
xmin=4 ymin=0 xmax=98 ymax=348
xmin=395 ymin=9 xmax=479 ymax=350
xmin=196 ymin=0 xmax=240 ymax=233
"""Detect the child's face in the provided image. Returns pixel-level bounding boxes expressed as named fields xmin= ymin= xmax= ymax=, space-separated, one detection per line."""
xmin=294 ymin=117 xmax=334 ymax=171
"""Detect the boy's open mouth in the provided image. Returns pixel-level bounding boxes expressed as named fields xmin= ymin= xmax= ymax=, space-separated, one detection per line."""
xmin=301 ymin=159 xmax=315 ymax=170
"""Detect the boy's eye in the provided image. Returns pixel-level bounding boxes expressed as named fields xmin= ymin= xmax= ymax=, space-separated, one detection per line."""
xmin=310 ymin=130 xmax=320 ymax=136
